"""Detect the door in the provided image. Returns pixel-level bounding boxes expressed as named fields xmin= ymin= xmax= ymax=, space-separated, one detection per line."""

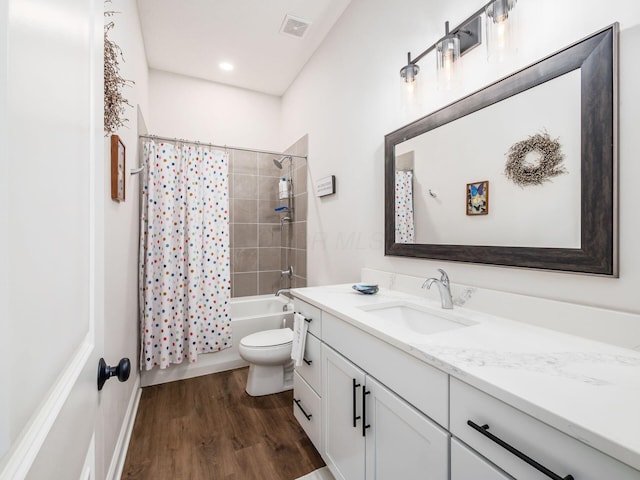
xmin=0 ymin=0 xmax=104 ymax=479
xmin=322 ymin=345 xmax=366 ymax=480
xmin=365 ymin=376 xmax=449 ymax=480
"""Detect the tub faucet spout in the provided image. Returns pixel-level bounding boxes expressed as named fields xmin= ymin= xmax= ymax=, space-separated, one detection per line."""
xmin=422 ymin=269 xmax=453 ymax=309
xmin=275 ymin=288 xmax=290 ymax=297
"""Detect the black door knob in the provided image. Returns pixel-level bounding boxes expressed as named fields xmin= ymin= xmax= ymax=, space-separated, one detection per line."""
xmin=97 ymin=357 xmax=131 ymax=391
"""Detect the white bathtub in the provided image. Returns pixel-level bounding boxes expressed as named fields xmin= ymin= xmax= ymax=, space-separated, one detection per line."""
xmin=141 ymin=294 xmax=293 ymax=387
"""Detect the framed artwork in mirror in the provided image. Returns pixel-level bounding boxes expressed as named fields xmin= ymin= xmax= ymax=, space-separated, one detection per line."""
xmin=111 ymin=134 xmax=126 ymax=202
xmin=466 ymin=181 xmax=489 ymax=216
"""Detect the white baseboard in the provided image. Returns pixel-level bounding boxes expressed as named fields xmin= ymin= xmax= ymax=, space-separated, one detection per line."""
xmin=106 ymin=377 xmax=141 ymax=480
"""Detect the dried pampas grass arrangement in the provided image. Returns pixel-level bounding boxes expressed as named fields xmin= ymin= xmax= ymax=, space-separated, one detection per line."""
xmin=504 ymin=131 xmax=567 ymax=187
xmin=104 ymin=1 xmax=134 ymax=135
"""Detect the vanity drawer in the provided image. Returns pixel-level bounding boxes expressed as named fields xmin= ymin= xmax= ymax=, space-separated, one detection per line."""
xmin=322 ymin=311 xmax=449 ymax=428
xmin=450 ymin=378 xmax=640 ymax=480
xmin=294 ymin=298 xmax=321 ymax=338
xmin=295 ymin=331 xmax=321 ymax=394
xmin=293 ymin=371 xmax=321 ymax=451
xmin=451 ymin=438 xmax=513 ymax=480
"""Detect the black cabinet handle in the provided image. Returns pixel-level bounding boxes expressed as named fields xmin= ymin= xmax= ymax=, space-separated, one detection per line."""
xmin=303 ymin=358 xmax=313 ymax=366
xmin=362 ymin=387 xmax=371 ymax=437
xmin=352 ymin=378 xmax=361 ymax=427
xmin=294 ymin=398 xmax=312 ymax=421
xmin=467 ymin=421 xmax=574 ymax=480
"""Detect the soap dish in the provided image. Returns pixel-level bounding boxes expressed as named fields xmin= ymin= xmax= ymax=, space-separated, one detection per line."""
xmin=352 ymin=283 xmax=379 ymax=295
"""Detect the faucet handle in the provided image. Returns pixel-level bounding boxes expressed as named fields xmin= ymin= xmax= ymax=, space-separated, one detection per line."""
xmin=437 ymin=269 xmax=450 ymax=286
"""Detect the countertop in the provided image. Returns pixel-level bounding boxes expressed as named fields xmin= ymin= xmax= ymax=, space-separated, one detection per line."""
xmin=291 ymin=284 xmax=640 ymax=472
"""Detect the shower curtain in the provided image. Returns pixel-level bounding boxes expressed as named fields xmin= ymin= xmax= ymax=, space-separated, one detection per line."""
xmin=395 ymin=170 xmax=415 ymax=243
xmin=140 ymin=140 xmax=231 ymax=370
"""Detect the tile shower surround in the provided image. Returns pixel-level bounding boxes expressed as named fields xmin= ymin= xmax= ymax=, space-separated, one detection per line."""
xmin=230 ymin=136 xmax=308 ymax=297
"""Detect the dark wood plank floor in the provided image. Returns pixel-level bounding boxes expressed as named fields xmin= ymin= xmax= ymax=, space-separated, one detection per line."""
xmin=122 ymin=367 xmax=325 ymax=480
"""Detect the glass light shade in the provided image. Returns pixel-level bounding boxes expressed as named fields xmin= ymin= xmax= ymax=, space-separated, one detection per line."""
xmin=485 ymin=0 xmax=518 ymax=62
xmin=436 ymin=34 xmax=460 ymax=88
xmin=400 ymin=63 xmax=420 ymax=94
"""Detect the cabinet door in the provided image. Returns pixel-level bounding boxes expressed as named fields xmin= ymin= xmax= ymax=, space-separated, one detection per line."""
xmin=365 ymin=376 xmax=449 ymax=480
xmin=322 ymin=344 xmax=366 ymax=480
xmin=451 ymin=438 xmax=514 ymax=480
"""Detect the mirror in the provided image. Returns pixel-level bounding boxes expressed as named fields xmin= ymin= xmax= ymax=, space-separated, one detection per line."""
xmin=385 ymin=25 xmax=618 ymax=276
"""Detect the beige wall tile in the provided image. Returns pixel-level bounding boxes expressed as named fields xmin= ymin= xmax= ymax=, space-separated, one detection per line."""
xmin=258 ymin=247 xmax=282 ymax=271
xmin=234 ymin=174 xmax=258 ymax=200
xmin=232 ymin=273 xmax=258 ymax=298
xmin=233 ymin=224 xmax=258 ymax=248
xmin=233 ymin=248 xmax=258 ymax=273
xmin=258 ymin=271 xmax=284 ymax=295
xmin=232 ymin=198 xmax=258 ymax=223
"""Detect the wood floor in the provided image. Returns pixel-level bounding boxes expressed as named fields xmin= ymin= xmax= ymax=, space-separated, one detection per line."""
xmin=122 ymin=368 xmax=325 ymax=480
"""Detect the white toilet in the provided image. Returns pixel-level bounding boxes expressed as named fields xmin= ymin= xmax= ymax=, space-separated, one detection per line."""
xmin=238 ymin=327 xmax=294 ymax=396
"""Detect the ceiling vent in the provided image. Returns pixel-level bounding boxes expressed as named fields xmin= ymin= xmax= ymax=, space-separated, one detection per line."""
xmin=279 ymin=14 xmax=311 ymax=39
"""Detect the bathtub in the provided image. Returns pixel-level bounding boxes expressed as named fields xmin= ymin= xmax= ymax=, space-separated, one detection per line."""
xmin=141 ymin=294 xmax=294 ymax=387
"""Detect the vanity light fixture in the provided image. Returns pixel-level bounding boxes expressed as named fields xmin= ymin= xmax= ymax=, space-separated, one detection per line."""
xmin=436 ymin=21 xmax=461 ymax=86
xmin=399 ymin=0 xmax=518 ymax=89
xmin=485 ymin=0 xmax=518 ymax=62
xmin=400 ymin=52 xmax=420 ymax=93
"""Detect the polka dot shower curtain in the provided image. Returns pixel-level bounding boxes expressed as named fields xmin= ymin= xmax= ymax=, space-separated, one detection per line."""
xmin=140 ymin=140 xmax=231 ymax=370
xmin=395 ymin=170 xmax=415 ymax=244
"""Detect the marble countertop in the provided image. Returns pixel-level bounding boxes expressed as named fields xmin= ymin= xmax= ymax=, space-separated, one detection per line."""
xmin=291 ymin=284 xmax=640 ymax=472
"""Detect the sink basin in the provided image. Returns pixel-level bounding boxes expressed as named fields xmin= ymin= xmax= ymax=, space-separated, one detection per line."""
xmin=359 ymin=301 xmax=476 ymax=336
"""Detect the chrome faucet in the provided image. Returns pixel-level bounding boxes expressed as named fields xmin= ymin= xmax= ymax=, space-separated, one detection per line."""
xmin=281 ymin=265 xmax=293 ymax=279
xmin=275 ymin=288 xmax=291 ymax=297
xmin=422 ymin=269 xmax=453 ymax=309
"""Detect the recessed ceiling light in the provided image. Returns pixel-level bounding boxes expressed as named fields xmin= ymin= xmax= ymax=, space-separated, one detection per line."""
xmin=219 ymin=62 xmax=234 ymax=71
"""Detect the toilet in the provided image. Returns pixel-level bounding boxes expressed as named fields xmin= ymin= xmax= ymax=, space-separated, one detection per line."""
xmin=238 ymin=328 xmax=294 ymax=396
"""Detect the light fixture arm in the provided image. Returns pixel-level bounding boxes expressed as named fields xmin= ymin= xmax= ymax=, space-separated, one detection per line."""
xmin=404 ymin=0 xmax=500 ymax=69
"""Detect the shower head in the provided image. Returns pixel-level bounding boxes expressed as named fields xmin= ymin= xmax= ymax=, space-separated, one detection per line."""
xmin=273 ymin=155 xmax=293 ymax=169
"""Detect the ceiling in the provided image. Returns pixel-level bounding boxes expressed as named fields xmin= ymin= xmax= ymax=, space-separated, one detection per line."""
xmin=136 ymin=0 xmax=352 ymax=96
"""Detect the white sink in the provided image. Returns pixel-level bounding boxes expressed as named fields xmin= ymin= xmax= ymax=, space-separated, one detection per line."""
xmin=359 ymin=301 xmax=476 ymax=336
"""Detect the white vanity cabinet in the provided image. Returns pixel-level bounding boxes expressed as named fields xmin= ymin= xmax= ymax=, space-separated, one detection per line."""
xmin=292 ymin=298 xmax=323 ymax=451
xmin=322 ymin=344 xmax=449 ymax=480
xmin=450 ymin=378 xmax=640 ymax=480
xmin=451 ymin=439 xmax=513 ymax=480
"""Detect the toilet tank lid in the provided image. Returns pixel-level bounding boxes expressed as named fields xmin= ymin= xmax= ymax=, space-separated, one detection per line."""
xmin=241 ymin=328 xmax=293 ymax=347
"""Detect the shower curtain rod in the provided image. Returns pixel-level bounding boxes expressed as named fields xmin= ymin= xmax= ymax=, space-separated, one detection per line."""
xmin=138 ymin=134 xmax=307 ymax=160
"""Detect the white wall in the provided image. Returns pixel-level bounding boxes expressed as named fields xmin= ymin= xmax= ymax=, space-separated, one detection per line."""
xmin=282 ymin=0 xmax=640 ymax=325
xmin=148 ymin=69 xmax=282 ymax=151
xmin=102 ymin=0 xmax=149 ymax=478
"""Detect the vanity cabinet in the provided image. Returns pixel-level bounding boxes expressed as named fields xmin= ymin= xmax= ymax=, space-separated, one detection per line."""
xmin=450 ymin=378 xmax=640 ymax=480
xmin=451 ymin=439 xmax=512 ymax=480
xmin=322 ymin=344 xmax=449 ymax=480
xmin=292 ymin=299 xmax=323 ymax=451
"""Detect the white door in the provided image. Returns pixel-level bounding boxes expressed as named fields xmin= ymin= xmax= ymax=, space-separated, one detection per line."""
xmin=0 ymin=0 xmax=105 ymax=479
xmin=322 ymin=345 xmax=366 ymax=480
xmin=364 ymin=376 xmax=449 ymax=480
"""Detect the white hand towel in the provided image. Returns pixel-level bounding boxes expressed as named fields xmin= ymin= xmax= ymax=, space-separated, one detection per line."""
xmin=291 ymin=312 xmax=309 ymax=367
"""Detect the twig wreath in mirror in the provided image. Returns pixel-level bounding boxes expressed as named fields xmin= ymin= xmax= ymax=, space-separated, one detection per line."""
xmin=504 ymin=131 xmax=567 ymax=187
xmin=104 ymin=0 xmax=134 ymax=135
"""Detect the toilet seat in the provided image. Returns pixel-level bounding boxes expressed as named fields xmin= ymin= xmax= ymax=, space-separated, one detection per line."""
xmin=240 ymin=328 xmax=292 ymax=348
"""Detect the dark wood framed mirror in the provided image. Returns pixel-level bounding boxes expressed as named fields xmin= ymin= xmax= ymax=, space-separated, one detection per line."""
xmin=385 ymin=24 xmax=618 ymax=276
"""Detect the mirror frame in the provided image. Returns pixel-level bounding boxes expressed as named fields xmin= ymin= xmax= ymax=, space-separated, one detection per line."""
xmin=385 ymin=25 xmax=618 ymax=276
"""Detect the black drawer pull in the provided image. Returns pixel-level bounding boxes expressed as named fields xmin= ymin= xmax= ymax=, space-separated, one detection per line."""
xmin=467 ymin=421 xmax=574 ymax=480
xmin=294 ymin=398 xmax=312 ymax=421
xmin=303 ymin=358 xmax=313 ymax=366
xmin=352 ymin=378 xmax=361 ymax=427
xmin=362 ymin=387 xmax=371 ymax=437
